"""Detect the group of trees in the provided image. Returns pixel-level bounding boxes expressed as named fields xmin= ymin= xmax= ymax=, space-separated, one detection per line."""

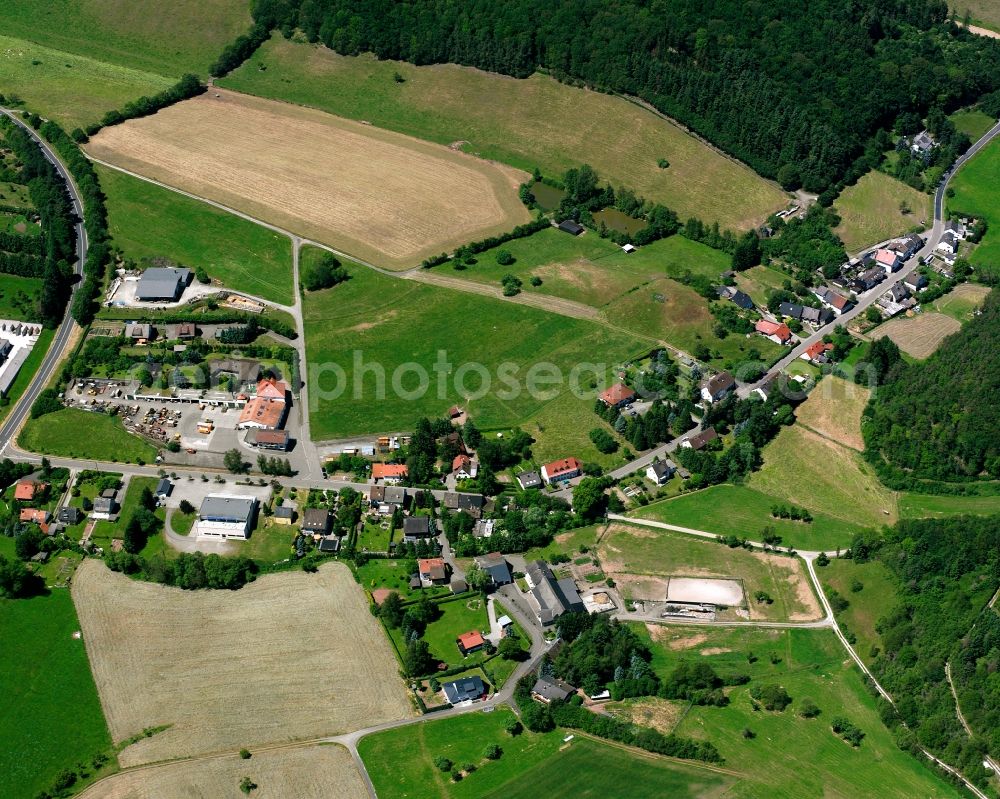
xmin=851 ymin=515 xmax=1000 ymax=785
xmin=888 ymin=106 xmax=972 ymax=191
xmin=122 ymin=486 xmax=161 ymax=553
xmin=593 ymin=395 xmax=698 ymax=454
xmin=863 ymin=289 xmax=1000 ymax=483
xmin=251 ymin=0 xmax=1000 ymax=192
xmin=105 ymin=548 xmax=258 ymax=590
xmin=761 ymin=207 xmax=847 ymax=281
xmin=443 ymin=489 xmax=575 ymax=557
xmin=553 ymin=613 xmax=658 ymax=699
xmin=302 ymin=253 xmax=350 ymax=291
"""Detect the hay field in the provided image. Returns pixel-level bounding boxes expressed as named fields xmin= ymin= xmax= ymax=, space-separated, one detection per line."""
xmin=871 ymin=312 xmax=961 ymax=359
xmin=86 ymin=89 xmax=531 ymax=268
xmin=219 ymin=40 xmax=788 ymax=231
xmin=930 ymin=282 xmax=991 ymax=321
xmin=833 ymin=170 xmax=929 ymax=253
xmin=72 ymin=560 xmax=413 ymax=767
xmin=794 ymin=375 xmax=870 ymax=451
xmin=80 ymin=744 xmax=367 ymax=799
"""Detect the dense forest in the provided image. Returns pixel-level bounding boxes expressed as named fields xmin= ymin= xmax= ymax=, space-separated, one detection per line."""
xmin=252 ymin=0 xmax=1000 ymax=190
xmin=863 ymin=289 xmax=1000 ymax=484
xmin=853 ymin=516 xmax=1000 ymax=787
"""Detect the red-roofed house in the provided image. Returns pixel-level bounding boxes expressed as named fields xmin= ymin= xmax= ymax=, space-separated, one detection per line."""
xmin=19 ymin=508 xmax=51 ymax=534
xmin=256 ymin=378 xmax=288 ymax=400
xmin=237 ymin=378 xmax=288 ymax=430
xmin=754 ymin=320 xmax=793 ymax=345
xmin=456 ymin=630 xmax=486 ymax=655
xmin=14 ymin=480 xmax=46 ymax=502
xmin=419 ymin=557 xmax=449 ymax=584
xmin=821 ymin=291 xmax=854 ymax=316
xmin=599 ymin=383 xmax=636 ymax=408
xmin=801 ymin=341 xmax=835 ymax=364
xmin=541 ymin=457 xmax=582 ymax=485
xmin=452 ymin=454 xmax=478 ymax=480
xmin=372 ymin=463 xmax=408 ymax=484
xmin=874 ymin=248 xmax=901 ymax=273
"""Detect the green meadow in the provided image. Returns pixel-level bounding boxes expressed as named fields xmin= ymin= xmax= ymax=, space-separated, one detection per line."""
xmin=949 ymin=108 xmax=996 ymax=141
xmin=0 ymin=33 xmax=172 ymax=130
xmin=0 ymin=591 xmax=112 ymax=799
xmin=818 ymin=558 xmax=900 ymax=666
xmin=949 ymin=135 xmax=1000 ymax=270
xmin=899 ymin=492 xmax=1000 ymax=518
xmin=635 ymin=626 xmax=961 ymax=799
xmin=97 ymin=165 xmax=294 ymax=305
xmin=19 ymin=408 xmax=157 ymax=464
xmin=300 ymin=248 xmax=645 ymax=440
xmin=833 ymin=170 xmax=929 ymax=253
xmin=0 ymin=0 xmax=250 ymax=77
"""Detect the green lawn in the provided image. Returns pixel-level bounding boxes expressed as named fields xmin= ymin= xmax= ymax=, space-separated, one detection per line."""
xmin=927 ymin=283 xmax=992 ymax=322
xmin=169 ymin=508 xmax=195 ymax=535
xmin=244 ymin=521 xmax=295 ymax=564
xmin=522 ymin=523 xmax=604 ymax=563
xmin=599 ymin=521 xmax=820 ymax=621
xmin=356 ymin=558 xmax=450 ymax=601
xmin=0 ymin=0 xmax=250 ymax=77
xmin=0 ymin=33 xmax=173 ymax=130
xmin=631 ymin=484 xmax=863 ymax=551
xmin=734 ymin=264 xmax=791 ymax=308
xmin=359 ymin=706 xmax=732 ymax=799
xmin=91 ymin=476 xmax=162 ymax=551
xmin=0 ymin=328 xmax=53 ymax=425
xmin=0 ymin=591 xmax=112 ymax=799
xmin=97 ymin=165 xmax=294 ymax=305
xmin=419 ymin=596 xmax=490 ymax=666
xmin=949 ymin=108 xmax=996 ymax=141
xmin=519 ymin=391 xmax=632 ymax=470
xmin=899 ymin=492 xmax=1000 ymax=518
xmin=833 ymin=170 xmax=930 ymax=253
xmin=748 ymin=423 xmax=898 ymax=532
xmin=19 ymin=408 xmax=157 ymax=464
xmin=357 ymin=518 xmax=392 ymax=553
xmin=301 ymin=248 xmax=645 ymax=440
xmin=0 ymin=273 xmax=42 ymax=320
xmin=220 ymin=40 xmax=786 ymax=232
xmin=636 ymin=626 xmax=961 ymax=799
xmin=818 ymin=558 xmax=899 ymax=665
xmin=949 ymin=135 xmax=1000 ymax=270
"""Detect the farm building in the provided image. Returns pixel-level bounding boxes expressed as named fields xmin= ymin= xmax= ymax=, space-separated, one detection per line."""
xmin=524 ymin=560 xmax=584 ymax=625
xmin=442 ymin=675 xmax=487 ymax=704
xmin=197 ymin=495 xmax=257 ymax=540
xmin=599 ymin=383 xmax=636 ymax=408
xmin=540 ymin=457 xmax=582 ymax=485
xmin=558 ymin=219 xmax=584 ymax=235
xmin=135 ymin=267 xmax=192 ymax=302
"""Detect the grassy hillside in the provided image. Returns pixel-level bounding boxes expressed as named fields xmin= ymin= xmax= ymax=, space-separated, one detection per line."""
xmin=97 ymin=164 xmax=294 ymax=305
xmin=833 ymin=170 xmax=929 ymax=253
xmin=0 ymin=592 xmax=112 ymax=799
xmin=300 ymin=248 xmax=645 ymax=440
xmin=219 ymin=40 xmax=787 ymax=231
xmin=0 ymin=33 xmax=172 ymax=129
xmin=949 ymin=108 xmax=996 ymax=140
xmin=949 ymin=135 xmax=1000 ymax=270
xmin=634 ymin=626 xmax=960 ymax=799
xmin=818 ymin=558 xmax=899 ymax=666
xmin=0 ymin=0 xmax=250 ymax=77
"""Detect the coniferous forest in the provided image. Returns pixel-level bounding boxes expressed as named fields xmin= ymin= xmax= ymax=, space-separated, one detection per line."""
xmin=863 ymin=289 xmax=1000 ymax=484
xmin=251 ymin=0 xmax=1000 ymax=191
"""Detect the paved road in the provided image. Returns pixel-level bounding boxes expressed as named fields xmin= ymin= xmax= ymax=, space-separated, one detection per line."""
xmin=0 ymin=108 xmax=86 ymax=449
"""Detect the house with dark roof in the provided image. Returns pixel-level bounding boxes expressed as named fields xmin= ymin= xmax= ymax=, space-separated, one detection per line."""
xmin=700 ymin=372 xmax=735 ymax=404
xmin=777 ymin=302 xmax=804 ymax=320
xmin=730 ymin=289 xmax=755 ymax=310
xmin=936 ymin=231 xmax=957 ymax=255
xmin=318 ymin=537 xmax=340 ymax=553
xmin=402 ymin=515 xmax=435 ymax=543
xmin=301 ymin=508 xmax=332 ymax=536
xmin=531 ymin=676 xmax=576 ymax=704
xmin=524 ymin=560 xmax=584 ymax=625
xmin=558 ymin=219 xmax=584 ymax=235
xmin=645 ymin=459 xmax=676 ymax=485
xmin=442 ymin=675 xmax=487 ymax=704
xmin=135 ymin=267 xmax=191 ymax=302
xmin=476 ymin=552 xmax=513 ymax=587
xmin=516 ymin=470 xmax=542 ymax=490
xmin=903 ymin=272 xmax=928 ymax=292
xmin=155 ymin=478 xmax=172 ymax=500
xmin=800 ymin=306 xmax=834 ymax=326
xmin=681 ymin=427 xmax=719 ymax=451
xmin=853 ymin=267 xmax=885 ymax=292
xmin=383 ymin=486 xmax=407 ymax=508
xmin=57 ymin=506 xmax=83 ymax=525
xmin=273 ymin=505 xmax=295 ymax=525
xmin=246 ymin=428 xmax=290 ymax=451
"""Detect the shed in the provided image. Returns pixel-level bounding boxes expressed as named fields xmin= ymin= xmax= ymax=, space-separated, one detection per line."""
xmin=557 ymin=219 xmax=584 ymax=236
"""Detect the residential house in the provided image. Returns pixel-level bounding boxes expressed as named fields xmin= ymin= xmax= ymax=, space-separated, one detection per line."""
xmin=473 ymin=518 xmax=495 ymax=538
xmin=854 ymin=267 xmax=886 ymax=292
xmin=197 ymin=495 xmax=257 ymax=540
xmin=874 ymin=248 xmax=901 ymax=274
xmin=442 ymin=675 xmax=487 ymax=704
xmin=14 ymin=479 xmax=47 ymax=502
xmin=599 ymin=383 xmax=636 ymax=408
xmin=646 ymin=459 xmax=676 ymax=485
xmin=524 ymin=560 xmax=585 ymax=625
xmin=273 ymin=505 xmax=295 ymax=525
xmin=777 ymin=302 xmax=804 ymax=320
xmin=91 ymin=493 xmax=118 ymax=520
xmin=681 ymin=427 xmax=718 ymax=451
xmin=57 ymin=506 xmax=82 ymax=525
xmin=729 ymin=289 xmax=755 ymax=310
xmin=800 ymin=306 xmax=834 ymax=326
xmin=802 ymin=341 xmax=834 ymax=364
xmin=910 ymin=130 xmax=935 ymax=156
xmin=700 ymin=372 xmax=735 ymax=404
xmin=237 ymin=378 xmax=288 ymax=431
xmin=936 ymin=231 xmax=957 ymax=255
xmin=170 ymin=322 xmax=197 ymax=340
xmin=452 ymin=454 xmax=478 ymax=481
xmin=904 ymin=272 xmax=928 ymax=292
xmin=540 ymin=457 xmax=582 ymax=485
xmin=754 ymin=320 xmax=792 ymax=345
xmin=155 ymin=478 xmax=172 ymax=501
xmin=944 ymin=220 xmax=967 ymax=240
xmin=558 ymin=219 xmax=584 ymax=236
xmin=887 ymin=283 xmax=911 ymax=303
xmin=372 ymin=463 xmax=408 ymax=484
xmin=531 ymin=676 xmax=576 ymax=704
xmin=126 ymin=323 xmax=154 ymax=341
xmin=443 ymin=492 xmax=486 ymax=518
xmin=456 ymin=630 xmax=486 ymax=655
xmin=821 ymin=290 xmax=853 ymax=316
xmin=301 ymin=508 xmax=332 ymax=537
xmin=754 ymin=376 xmax=777 ymax=401
xmin=402 ymin=515 xmax=435 ymax=543
xmin=19 ymin=508 xmax=51 ymax=534
xmin=383 ymin=486 xmax=408 ymax=508
xmin=135 ymin=266 xmax=192 ymax=302
xmin=476 ymin=552 xmax=512 ymax=587
xmin=418 ymin=557 xmax=449 ymax=585
xmin=516 ymin=470 xmax=542 ymax=490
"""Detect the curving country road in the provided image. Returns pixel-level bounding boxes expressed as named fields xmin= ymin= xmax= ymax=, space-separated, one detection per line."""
xmin=0 ymin=109 xmax=86 ymax=451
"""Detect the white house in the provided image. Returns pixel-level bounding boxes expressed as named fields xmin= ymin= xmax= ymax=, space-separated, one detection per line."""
xmin=646 ymin=460 xmax=676 ymax=485
xmin=197 ymin=495 xmax=257 ymax=540
xmin=936 ymin=232 xmax=957 ymax=255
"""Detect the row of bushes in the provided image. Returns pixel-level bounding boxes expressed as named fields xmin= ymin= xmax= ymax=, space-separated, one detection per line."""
xmin=421 ymin=217 xmax=551 ymax=268
xmin=76 ymin=74 xmax=206 ymax=141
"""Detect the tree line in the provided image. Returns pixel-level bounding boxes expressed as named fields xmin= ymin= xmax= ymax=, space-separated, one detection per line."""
xmin=75 ymin=74 xmax=206 ymax=141
xmin=250 ymin=0 xmax=1000 ymax=192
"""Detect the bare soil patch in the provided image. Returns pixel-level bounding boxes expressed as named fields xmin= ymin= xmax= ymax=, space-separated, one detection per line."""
xmin=668 ymin=576 xmax=744 ymax=605
xmin=72 ymin=560 xmax=413 ymax=767
xmin=872 ymin=312 xmax=961 ymax=359
xmin=647 ymin=629 xmax=709 ymax=650
xmin=86 ymin=89 xmax=530 ymax=269
xmin=78 ymin=744 xmax=367 ymax=799
xmin=611 ymin=697 xmax=685 ymax=735
xmin=700 ymin=647 xmax=731 ymax=656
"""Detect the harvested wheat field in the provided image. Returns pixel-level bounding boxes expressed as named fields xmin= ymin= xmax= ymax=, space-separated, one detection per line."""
xmin=795 ymin=375 xmax=870 ymax=451
xmin=871 ymin=312 xmax=960 ymax=359
xmin=85 ymin=89 xmax=531 ymax=268
xmin=72 ymin=560 xmax=413 ymax=767
xmin=78 ymin=744 xmax=367 ymax=799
